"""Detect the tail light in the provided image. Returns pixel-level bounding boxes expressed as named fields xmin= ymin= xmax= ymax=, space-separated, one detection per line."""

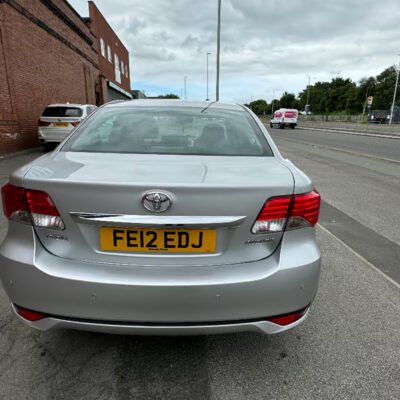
xmin=251 ymin=190 xmax=320 ymax=234
xmin=38 ymin=119 xmax=50 ymax=126
xmin=71 ymin=121 xmax=80 ymax=127
xmin=1 ymin=184 xmax=30 ymax=223
xmin=287 ymin=191 xmax=320 ymax=230
xmin=1 ymin=184 xmax=64 ymax=230
xmin=25 ymin=189 xmax=65 ymax=229
xmin=251 ymin=196 xmax=291 ymax=234
xmin=14 ymin=305 xmax=47 ymax=322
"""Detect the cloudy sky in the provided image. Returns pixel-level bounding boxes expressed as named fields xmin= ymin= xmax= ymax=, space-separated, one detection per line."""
xmin=69 ymin=0 xmax=400 ymax=103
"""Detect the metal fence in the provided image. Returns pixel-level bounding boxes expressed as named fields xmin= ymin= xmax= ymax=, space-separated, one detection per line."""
xmin=297 ymin=114 xmax=363 ymax=122
xmin=298 ymin=106 xmax=400 ymax=124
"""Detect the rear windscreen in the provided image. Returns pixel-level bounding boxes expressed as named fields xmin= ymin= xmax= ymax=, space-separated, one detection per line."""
xmin=62 ymin=106 xmax=273 ymax=156
xmin=42 ymin=107 xmax=83 ymax=117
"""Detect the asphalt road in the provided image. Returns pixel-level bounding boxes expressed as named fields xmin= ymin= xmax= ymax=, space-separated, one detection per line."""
xmin=0 ymin=137 xmax=399 ymax=400
xmin=271 ymin=126 xmax=400 ymax=161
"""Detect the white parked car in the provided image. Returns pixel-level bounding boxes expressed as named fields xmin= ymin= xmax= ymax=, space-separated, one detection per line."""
xmin=38 ymin=104 xmax=97 ymax=149
xmin=270 ymin=109 xmax=298 ymax=129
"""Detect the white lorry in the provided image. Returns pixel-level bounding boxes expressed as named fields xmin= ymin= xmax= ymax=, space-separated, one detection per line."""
xmin=270 ymin=109 xmax=298 ymax=129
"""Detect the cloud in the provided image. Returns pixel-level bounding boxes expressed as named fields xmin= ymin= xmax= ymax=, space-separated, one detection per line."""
xmin=68 ymin=0 xmax=400 ymax=102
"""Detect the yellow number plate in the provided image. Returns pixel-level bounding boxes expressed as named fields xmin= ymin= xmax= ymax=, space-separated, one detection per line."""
xmin=100 ymin=227 xmax=216 ymax=253
xmin=53 ymin=122 xmax=69 ymax=127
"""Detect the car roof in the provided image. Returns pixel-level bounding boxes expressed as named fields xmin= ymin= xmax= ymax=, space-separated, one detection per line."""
xmin=105 ymin=99 xmax=244 ymax=112
xmin=45 ymin=104 xmax=94 ymax=108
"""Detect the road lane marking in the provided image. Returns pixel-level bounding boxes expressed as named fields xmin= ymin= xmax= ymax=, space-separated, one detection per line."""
xmin=273 ymin=135 xmax=400 ymax=164
xmin=317 ymin=224 xmax=400 ymax=290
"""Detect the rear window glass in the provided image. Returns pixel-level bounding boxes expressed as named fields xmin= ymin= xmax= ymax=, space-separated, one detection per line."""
xmin=42 ymin=107 xmax=83 ymax=117
xmin=62 ymin=107 xmax=273 ymax=156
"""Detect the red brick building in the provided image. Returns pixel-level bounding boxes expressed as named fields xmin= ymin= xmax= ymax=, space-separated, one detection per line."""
xmin=0 ymin=0 xmax=131 ymax=154
xmin=86 ymin=1 xmax=132 ymax=103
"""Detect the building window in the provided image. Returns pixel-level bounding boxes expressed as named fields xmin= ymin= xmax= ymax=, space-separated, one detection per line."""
xmin=107 ymin=46 xmax=112 ymax=63
xmin=100 ymin=38 xmax=106 ymax=57
xmin=114 ymin=53 xmax=121 ymax=83
xmin=126 ymin=65 xmax=129 ymax=78
xmin=121 ymin=61 xmax=125 ymax=76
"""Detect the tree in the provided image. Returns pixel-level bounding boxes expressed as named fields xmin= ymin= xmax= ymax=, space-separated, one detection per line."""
xmin=246 ymin=99 xmax=268 ymax=115
xmin=371 ymin=66 xmax=398 ymax=110
xmin=279 ymin=92 xmax=296 ymax=108
xmin=242 ymin=64 xmax=398 ymax=116
xmin=156 ymin=94 xmax=180 ymax=99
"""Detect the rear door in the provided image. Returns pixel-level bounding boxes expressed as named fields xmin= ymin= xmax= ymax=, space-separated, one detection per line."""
xmin=283 ymin=110 xmax=298 ymax=124
xmin=273 ymin=111 xmax=283 ymax=124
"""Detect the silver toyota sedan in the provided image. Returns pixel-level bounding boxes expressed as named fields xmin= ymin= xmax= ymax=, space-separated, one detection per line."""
xmin=0 ymin=100 xmax=321 ymax=335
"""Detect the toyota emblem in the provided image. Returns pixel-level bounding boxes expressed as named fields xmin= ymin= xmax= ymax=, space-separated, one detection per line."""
xmin=142 ymin=191 xmax=172 ymax=213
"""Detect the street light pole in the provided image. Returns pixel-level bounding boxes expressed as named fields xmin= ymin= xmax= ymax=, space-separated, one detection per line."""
xmin=389 ymin=58 xmax=400 ymax=125
xmin=184 ymin=76 xmax=187 ymax=100
xmin=271 ymin=89 xmax=275 ymax=117
xmin=216 ymin=0 xmax=221 ymax=101
xmin=306 ymin=75 xmax=310 ymax=112
xmin=206 ymin=52 xmax=211 ymax=101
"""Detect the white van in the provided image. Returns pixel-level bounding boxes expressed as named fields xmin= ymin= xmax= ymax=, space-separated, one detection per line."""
xmin=270 ymin=109 xmax=298 ymax=129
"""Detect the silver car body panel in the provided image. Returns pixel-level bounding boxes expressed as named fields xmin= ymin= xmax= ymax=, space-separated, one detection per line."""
xmin=12 ymin=304 xmax=309 ymax=336
xmin=21 ymin=152 xmax=297 ymax=266
xmin=1 ymin=100 xmax=320 ymax=335
xmin=0 ymin=222 xmax=319 ymax=328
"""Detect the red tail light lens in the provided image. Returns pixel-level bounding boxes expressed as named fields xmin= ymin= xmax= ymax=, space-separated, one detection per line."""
xmin=287 ymin=190 xmax=320 ymax=230
xmin=267 ymin=307 xmax=308 ymax=326
xmin=1 ymin=184 xmax=64 ymax=230
xmin=251 ymin=196 xmax=291 ymax=233
xmin=14 ymin=305 xmax=47 ymax=322
xmin=1 ymin=184 xmax=30 ymax=223
xmin=71 ymin=121 xmax=80 ymax=127
xmin=38 ymin=119 xmax=50 ymax=126
xmin=25 ymin=189 xmax=65 ymax=230
xmin=251 ymin=190 xmax=320 ymax=234
xmin=25 ymin=190 xmax=59 ymax=216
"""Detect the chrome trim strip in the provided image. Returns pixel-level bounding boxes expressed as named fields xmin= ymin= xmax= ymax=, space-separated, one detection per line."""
xmin=69 ymin=213 xmax=246 ymax=228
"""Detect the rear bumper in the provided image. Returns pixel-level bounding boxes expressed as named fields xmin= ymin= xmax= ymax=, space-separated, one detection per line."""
xmin=12 ymin=304 xmax=310 ymax=335
xmin=38 ymin=128 xmax=72 ymax=143
xmin=0 ymin=224 xmax=321 ymax=335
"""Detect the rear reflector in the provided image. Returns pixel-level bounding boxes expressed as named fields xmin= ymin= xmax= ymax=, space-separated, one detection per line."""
xmin=38 ymin=119 xmax=50 ymax=127
xmin=1 ymin=184 xmax=65 ymax=230
xmin=266 ymin=306 xmax=308 ymax=326
xmin=71 ymin=121 xmax=80 ymax=127
xmin=14 ymin=305 xmax=47 ymax=322
xmin=252 ymin=190 xmax=320 ymax=234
